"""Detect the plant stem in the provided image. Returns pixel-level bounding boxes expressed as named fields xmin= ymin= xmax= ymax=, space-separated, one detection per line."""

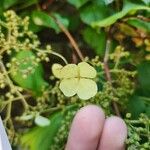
xmin=4 ymin=102 xmax=12 ymax=122
xmin=51 ymin=15 xmax=84 ymax=61
xmin=35 ymin=48 xmax=68 ymax=64
xmin=103 ymin=38 xmax=121 ymax=116
xmin=50 ymin=51 xmax=68 ymax=65
xmin=40 ymin=106 xmax=62 ymax=114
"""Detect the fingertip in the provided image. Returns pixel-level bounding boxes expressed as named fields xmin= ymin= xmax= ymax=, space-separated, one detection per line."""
xmin=98 ymin=116 xmax=127 ymax=150
xmin=66 ymin=105 xmax=105 ymax=150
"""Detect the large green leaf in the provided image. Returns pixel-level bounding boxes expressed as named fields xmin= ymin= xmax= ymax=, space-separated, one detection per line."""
xmin=10 ymin=50 xmax=48 ymax=96
xmin=21 ymin=105 xmax=77 ymax=150
xmin=31 ymin=11 xmax=69 ymax=33
xmin=21 ymin=112 xmax=63 ymax=150
xmin=67 ymin=0 xmax=89 ymax=8
xmin=127 ymin=95 xmax=146 ymax=118
xmin=92 ymin=1 xmax=150 ymax=28
xmin=127 ymin=18 xmax=150 ymax=33
xmin=82 ymin=27 xmax=106 ymax=55
xmin=138 ymin=61 xmax=150 ymax=96
xmin=80 ymin=1 xmax=110 ymax=25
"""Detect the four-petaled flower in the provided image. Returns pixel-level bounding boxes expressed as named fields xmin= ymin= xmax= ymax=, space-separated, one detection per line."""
xmin=52 ymin=62 xmax=98 ymax=100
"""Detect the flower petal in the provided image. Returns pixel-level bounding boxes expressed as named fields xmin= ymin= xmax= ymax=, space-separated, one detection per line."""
xmin=78 ymin=62 xmax=97 ymax=78
xmin=77 ymin=79 xmax=97 ymax=100
xmin=52 ymin=63 xmax=63 ymax=78
xmin=61 ymin=64 xmax=79 ymax=78
xmin=59 ymin=78 xmax=78 ymax=97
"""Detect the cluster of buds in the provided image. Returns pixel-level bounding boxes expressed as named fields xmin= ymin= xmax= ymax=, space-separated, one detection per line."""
xmin=0 ymin=10 xmax=41 ymax=57
xmin=126 ymin=114 xmax=150 ymax=149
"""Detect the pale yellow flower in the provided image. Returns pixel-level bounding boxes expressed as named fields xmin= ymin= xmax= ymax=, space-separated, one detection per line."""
xmin=52 ymin=62 xmax=97 ymax=100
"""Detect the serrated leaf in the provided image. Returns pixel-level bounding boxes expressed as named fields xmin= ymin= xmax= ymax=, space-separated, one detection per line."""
xmin=82 ymin=27 xmax=106 ymax=55
xmin=35 ymin=115 xmax=50 ymax=127
xmin=31 ymin=11 xmax=69 ymax=33
xmin=92 ymin=1 xmax=150 ymax=27
xmin=10 ymin=50 xmax=48 ymax=96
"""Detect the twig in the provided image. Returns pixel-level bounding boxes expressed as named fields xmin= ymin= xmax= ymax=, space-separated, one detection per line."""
xmin=103 ymin=39 xmax=121 ymax=116
xmin=50 ymin=51 xmax=68 ymax=64
xmin=4 ymin=102 xmax=12 ymax=122
xmin=104 ymin=39 xmax=112 ymax=82
xmin=35 ymin=48 xmax=68 ymax=64
xmin=40 ymin=106 xmax=62 ymax=114
xmin=51 ymin=15 xmax=84 ymax=61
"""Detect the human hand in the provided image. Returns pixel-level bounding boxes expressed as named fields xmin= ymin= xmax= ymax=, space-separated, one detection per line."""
xmin=66 ymin=105 xmax=127 ymax=150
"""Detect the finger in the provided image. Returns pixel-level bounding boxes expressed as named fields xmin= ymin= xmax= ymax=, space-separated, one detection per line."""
xmin=65 ymin=105 xmax=105 ymax=150
xmin=98 ymin=116 xmax=127 ymax=150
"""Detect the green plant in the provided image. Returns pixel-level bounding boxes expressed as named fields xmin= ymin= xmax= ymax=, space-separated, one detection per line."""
xmin=0 ymin=0 xmax=150 ymax=149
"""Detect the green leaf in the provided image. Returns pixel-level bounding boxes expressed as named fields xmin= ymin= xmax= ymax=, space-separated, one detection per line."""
xmin=21 ymin=105 xmax=77 ymax=150
xmin=127 ymin=18 xmax=150 ymax=33
xmin=92 ymin=1 xmax=150 ymax=28
xmin=146 ymin=107 xmax=150 ymax=116
xmin=2 ymin=0 xmax=38 ymax=10
xmin=127 ymin=95 xmax=146 ymax=118
xmin=67 ymin=0 xmax=89 ymax=8
xmin=20 ymin=11 xmax=43 ymax=33
xmin=34 ymin=115 xmax=51 ymax=127
xmin=53 ymin=13 xmax=69 ymax=30
xmin=104 ymin=0 xmax=114 ymax=5
xmin=18 ymin=0 xmax=38 ymax=9
xmin=138 ymin=61 xmax=150 ymax=96
xmin=3 ymin=0 xmax=19 ymax=9
xmin=31 ymin=11 xmax=69 ymax=33
xmin=80 ymin=1 xmax=109 ymax=25
xmin=82 ymin=27 xmax=106 ymax=55
xmin=141 ymin=0 xmax=150 ymax=5
xmin=10 ymin=50 xmax=48 ymax=96
xmin=21 ymin=112 xmax=63 ymax=150
xmin=118 ymin=23 xmax=139 ymax=37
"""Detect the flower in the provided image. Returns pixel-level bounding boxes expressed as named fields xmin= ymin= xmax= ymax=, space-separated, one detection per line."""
xmin=52 ymin=62 xmax=98 ymax=100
